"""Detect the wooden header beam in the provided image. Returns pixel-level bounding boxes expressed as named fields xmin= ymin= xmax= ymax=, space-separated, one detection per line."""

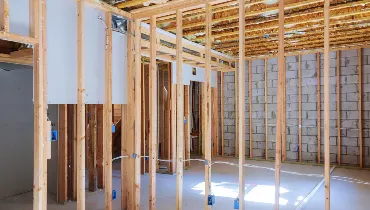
xmin=131 ymin=0 xmax=232 ymax=19
xmin=0 ymin=31 xmax=38 ymax=44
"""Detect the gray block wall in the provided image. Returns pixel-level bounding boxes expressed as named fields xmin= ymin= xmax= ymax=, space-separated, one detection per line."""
xmin=221 ymin=49 xmax=370 ymax=166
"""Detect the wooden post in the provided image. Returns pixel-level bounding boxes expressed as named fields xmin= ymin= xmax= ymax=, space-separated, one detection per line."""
xmin=264 ymin=58 xmax=268 ymax=160
xmin=317 ymin=53 xmax=321 ymax=164
xmin=215 ymin=77 xmax=219 ymax=156
xmin=58 ymin=104 xmax=68 ymax=203
xmin=336 ymin=51 xmax=341 ymax=166
xmin=176 ymin=9 xmax=184 ymax=209
xmin=358 ymin=48 xmax=363 ymax=168
xmin=32 ymin=1 xmax=45 ymax=208
xmin=238 ymin=0 xmax=246 ymax=208
xmin=275 ymin=0 xmax=284 ymax=209
xmin=298 ymin=55 xmax=302 ymax=163
xmin=221 ymin=72 xmax=225 ymax=156
xmin=122 ymin=15 xmax=135 ymax=210
xmin=0 ymin=0 xmax=9 ymax=32
xmin=324 ymin=0 xmax=331 ymax=208
xmin=282 ymin=57 xmax=287 ymax=161
xmin=170 ymin=68 xmax=177 ymax=173
xmin=167 ymin=64 xmax=174 ymax=172
xmin=204 ymin=3 xmax=212 ymax=209
xmin=73 ymin=104 xmax=77 ymax=200
xmin=235 ymin=64 xmax=239 ymax=157
xmin=67 ymin=105 xmax=74 ymax=201
xmin=97 ymin=104 xmax=104 ymax=188
xmin=88 ymin=105 xmax=97 ymax=192
xmin=149 ymin=15 xmax=158 ymax=210
xmin=142 ymin=64 xmax=147 ymax=174
xmin=185 ymin=85 xmax=191 ymax=167
xmin=159 ymin=70 xmax=165 ymax=159
xmin=249 ymin=60 xmax=253 ymax=158
xmin=133 ymin=19 xmax=142 ymax=209
xmin=77 ymin=1 xmax=86 ymax=209
xmin=104 ymin=11 xmax=113 ymax=210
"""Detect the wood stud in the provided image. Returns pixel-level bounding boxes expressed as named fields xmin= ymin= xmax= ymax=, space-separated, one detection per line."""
xmin=324 ymin=0 xmax=331 ymax=208
xmin=336 ymin=51 xmax=341 ymax=166
xmin=359 ymin=48 xmax=363 ymax=168
xmin=149 ymin=15 xmax=158 ymax=210
xmin=275 ymin=0 xmax=284 ymax=209
xmin=298 ymin=55 xmax=302 ymax=163
xmin=238 ymin=0 xmax=246 ymax=209
xmin=249 ymin=60 xmax=253 ymax=158
xmin=264 ymin=58 xmax=268 ymax=160
xmin=317 ymin=53 xmax=321 ymax=164
xmin=221 ymin=72 xmax=225 ymax=156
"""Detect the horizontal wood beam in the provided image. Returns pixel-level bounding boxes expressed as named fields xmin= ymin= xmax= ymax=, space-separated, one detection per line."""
xmin=131 ymin=0 xmax=231 ymax=19
xmin=0 ymin=31 xmax=38 ymax=44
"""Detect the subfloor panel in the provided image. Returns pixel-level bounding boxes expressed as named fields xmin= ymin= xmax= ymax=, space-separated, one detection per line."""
xmin=0 ymin=157 xmax=369 ymax=210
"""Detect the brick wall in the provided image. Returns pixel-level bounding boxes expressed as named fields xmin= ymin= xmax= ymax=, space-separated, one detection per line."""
xmin=221 ymin=49 xmax=370 ymax=166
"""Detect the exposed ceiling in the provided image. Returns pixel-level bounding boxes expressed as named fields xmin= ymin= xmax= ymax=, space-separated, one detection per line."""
xmin=113 ymin=0 xmax=370 ymax=58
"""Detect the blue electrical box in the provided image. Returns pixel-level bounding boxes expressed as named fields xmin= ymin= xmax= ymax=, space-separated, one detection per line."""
xmin=145 ymin=157 xmax=149 ymax=161
xmin=112 ymin=124 xmax=116 ymax=133
xmin=184 ymin=117 xmax=187 ymax=124
xmin=51 ymin=130 xmax=58 ymax=141
xmin=112 ymin=190 xmax=116 ymax=200
xmin=234 ymin=198 xmax=239 ymax=209
xmin=208 ymin=194 xmax=215 ymax=206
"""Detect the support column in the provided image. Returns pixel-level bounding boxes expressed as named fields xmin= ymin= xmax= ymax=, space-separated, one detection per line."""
xmin=324 ymin=0 xmax=331 ymax=208
xmin=220 ymin=72 xmax=225 ymax=156
xmin=185 ymin=85 xmax=191 ymax=167
xmin=77 ymin=1 xmax=86 ymax=209
xmin=275 ymin=0 xmax=284 ymax=209
xmin=149 ymin=16 xmax=158 ymax=210
xmin=58 ymin=104 xmax=68 ymax=203
xmin=97 ymin=104 xmax=104 ymax=188
xmin=176 ymin=9 xmax=184 ymax=209
xmin=104 ymin=11 xmax=113 ymax=210
xmin=238 ymin=0 xmax=246 ymax=208
xmin=204 ymin=3 xmax=212 ymax=209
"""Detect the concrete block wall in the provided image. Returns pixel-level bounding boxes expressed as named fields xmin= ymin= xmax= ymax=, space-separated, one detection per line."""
xmin=221 ymin=49 xmax=370 ymax=166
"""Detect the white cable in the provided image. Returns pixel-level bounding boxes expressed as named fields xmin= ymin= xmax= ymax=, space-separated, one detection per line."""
xmin=112 ymin=155 xmax=129 ymax=161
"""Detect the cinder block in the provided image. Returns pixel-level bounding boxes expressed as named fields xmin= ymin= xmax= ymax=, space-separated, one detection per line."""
xmin=346 ymin=146 xmax=360 ymax=155
xmin=341 ymin=154 xmax=358 ymax=165
xmin=290 ymin=144 xmax=299 ymax=152
xmin=341 ymin=102 xmax=358 ymax=111
xmin=302 ymin=136 xmax=317 ymax=144
xmin=302 ymin=54 xmax=317 ymax=61
xmin=268 ymin=57 xmax=278 ymax=65
xmin=346 ymin=93 xmax=359 ymax=102
xmin=302 ymin=103 xmax=317 ymax=111
xmin=302 ymin=152 xmax=317 ymax=161
xmin=330 ymin=137 xmax=337 ymax=146
xmin=308 ymin=144 xmax=318 ymax=152
xmin=341 ymin=137 xmax=358 ymax=146
xmin=224 ymin=75 xmax=235 ymax=83
xmin=302 ymin=86 xmax=317 ymax=95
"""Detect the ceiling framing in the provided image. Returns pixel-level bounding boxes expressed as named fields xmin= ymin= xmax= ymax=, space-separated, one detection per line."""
xmin=113 ymin=0 xmax=370 ymax=58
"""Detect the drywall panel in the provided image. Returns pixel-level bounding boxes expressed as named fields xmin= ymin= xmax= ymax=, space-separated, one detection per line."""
xmin=84 ymin=5 xmax=105 ymax=104
xmin=8 ymin=0 xmax=30 ymax=36
xmin=112 ymin=31 xmax=128 ymax=104
xmin=171 ymin=62 xmax=216 ymax=87
xmin=46 ymin=0 xmax=77 ymax=104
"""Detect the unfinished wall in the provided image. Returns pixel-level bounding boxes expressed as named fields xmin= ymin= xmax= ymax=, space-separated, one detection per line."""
xmin=0 ymin=63 xmax=58 ymax=199
xmin=222 ymin=49 xmax=370 ymax=166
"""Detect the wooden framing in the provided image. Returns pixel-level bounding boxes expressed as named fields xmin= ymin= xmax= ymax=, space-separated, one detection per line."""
xmin=133 ymin=19 xmax=142 ymax=209
xmin=149 ymin=15 xmax=158 ymax=209
xmin=220 ymin=72 xmax=225 ymax=156
xmin=185 ymin=85 xmax=191 ymax=167
xmin=159 ymin=70 xmax=165 ymax=159
xmin=235 ymin=65 xmax=239 ymax=157
xmin=324 ymin=0 xmax=331 ymax=208
xmin=238 ymin=0 xmax=246 ymax=209
xmin=275 ymin=0 xmax=284 ymax=209
xmin=282 ymin=57 xmax=286 ymax=161
xmin=176 ymin=9 xmax=184 ymax=209
xmin=317 ymin=53 xmax=321 ymax=164
xmin=77 ymin=1 xmax=86 ymax=209
xmin=336 ymin=51 xmax=341 ymax=166
xmin=359 ymin=48 xmax=363 ymax=168
xmin=88 ymin=105 xmax=97 ymax=192
xmin=298 ymin=55 xmax=302 ymax=163
xmin=249 ymin=60 xmax=252 ymax=158
xmin=104 ymin=11 xmax=113 ymax=210
xmin=204 ymin=3 xmax=212 ymax=208
xmin=264 ymin=58 xmax=268 ymax=160
xmin=0 ymin=0 xmax=9 ymax=32
xmin=97 ymin=104 xmax=104 ymax=188
xmin=122 ymin=15 xmax=135 ymax=210
xmin=142 ymin=63 xmax=147 ymax=175
xmin=58 ymin=104 xmax=68 ymax=203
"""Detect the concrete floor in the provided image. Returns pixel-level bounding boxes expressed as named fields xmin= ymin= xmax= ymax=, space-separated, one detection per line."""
xmin=1 ymin=157 xmax=370 ymax=210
